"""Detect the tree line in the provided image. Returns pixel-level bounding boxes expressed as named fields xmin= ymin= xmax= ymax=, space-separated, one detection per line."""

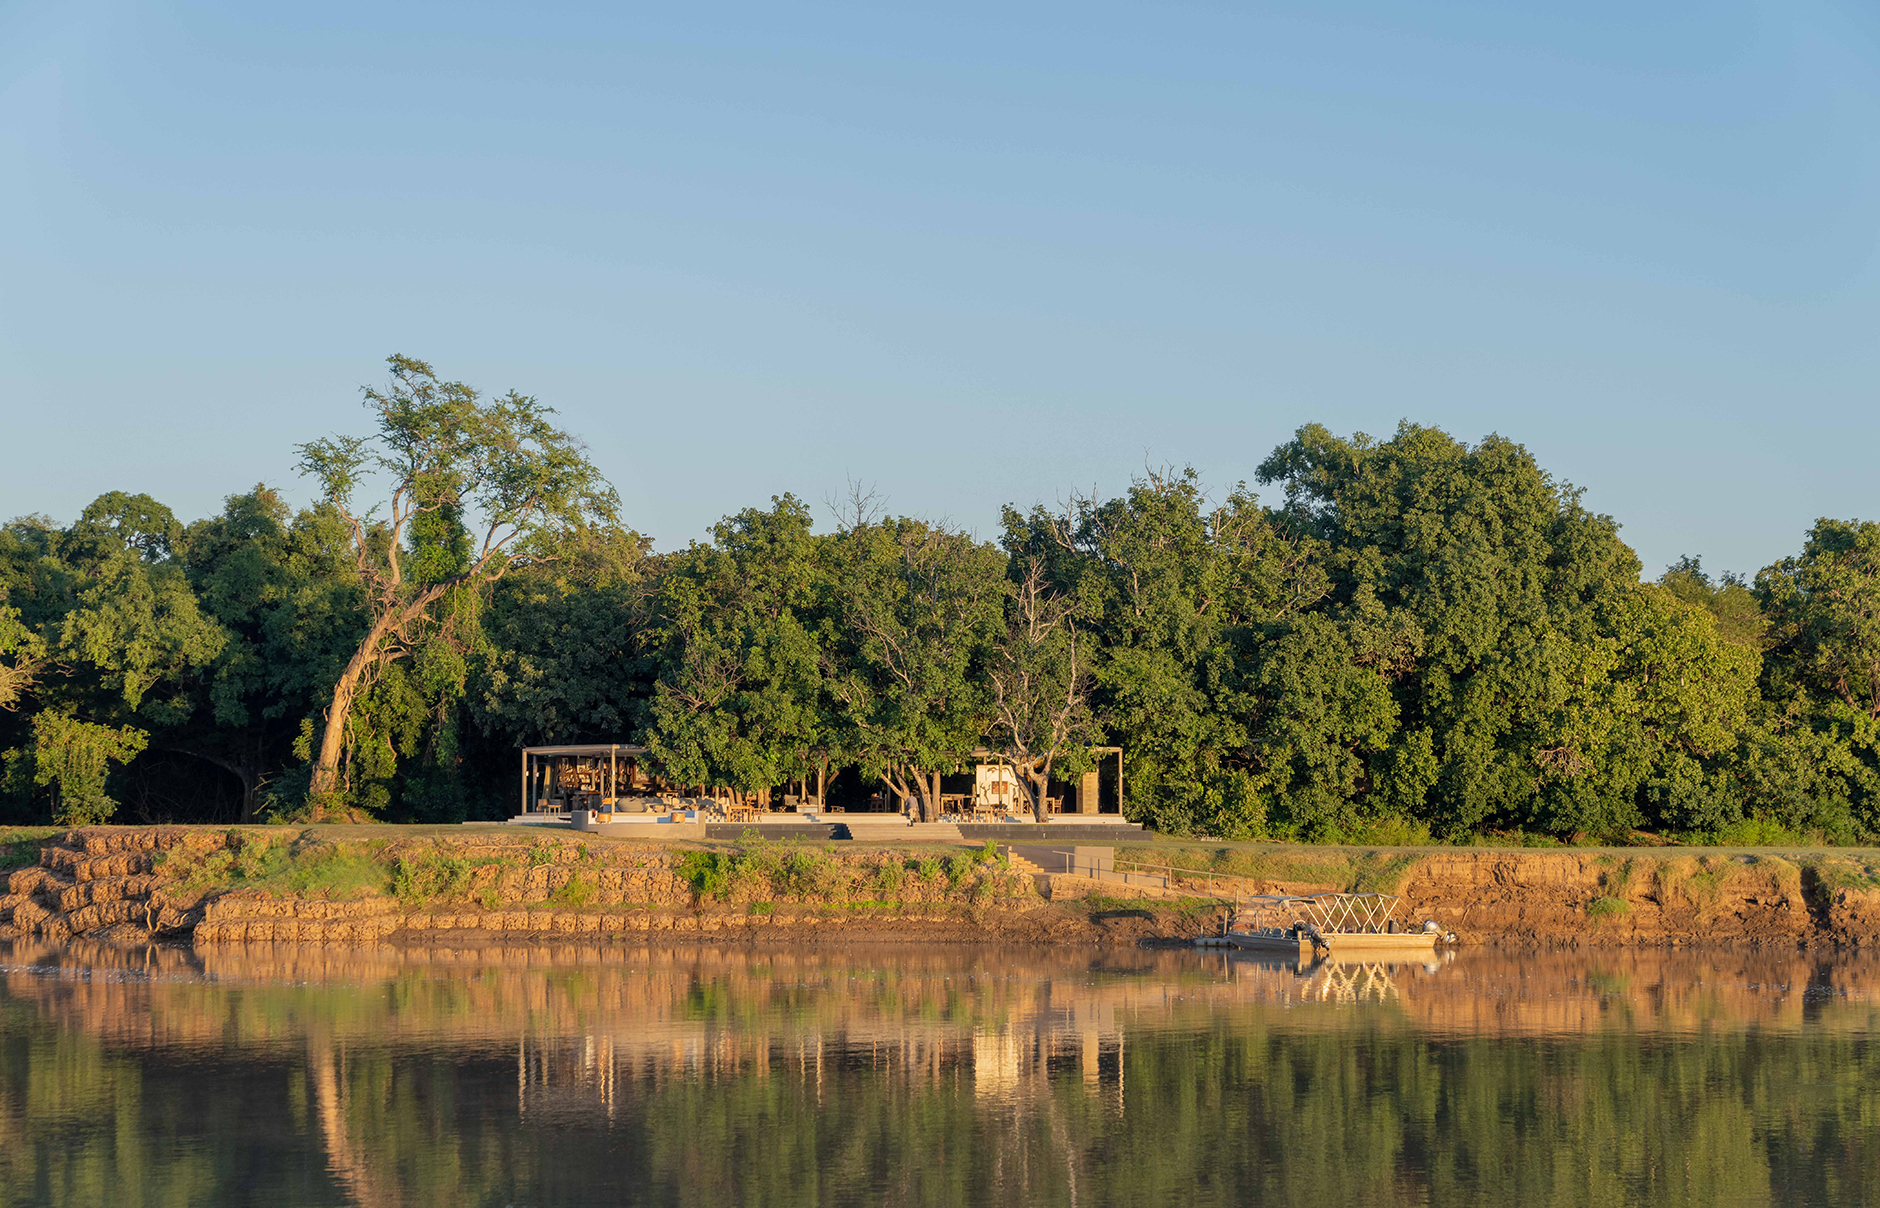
xmin=3 ymin=357 xmax=1877 ymax=843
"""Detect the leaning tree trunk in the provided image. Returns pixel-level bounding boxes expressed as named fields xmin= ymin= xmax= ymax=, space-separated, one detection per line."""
xmin=309 ymin=614 xmax=398 ymax=801
xmin=309 ymin=591 xmax=443 ymax=806
xmin=308 ymin=661 xmax=366 ymax=803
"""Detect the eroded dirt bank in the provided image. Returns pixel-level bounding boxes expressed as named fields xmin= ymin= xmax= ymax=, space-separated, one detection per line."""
xmin=2 ymin=826 xmax=1878 ymax=950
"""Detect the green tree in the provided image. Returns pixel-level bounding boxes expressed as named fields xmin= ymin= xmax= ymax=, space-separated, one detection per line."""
xmin=0 ymin=494 xmax=227 ymax=824
xmin=172 ymin=487 xmax=369 ymax=819
xmin=10 ymin=708 xmax=149 ymax=825
xmin=0 ymin=600 xmax=47 ymax=712
xmin=472 ymin=524 xmax=657 ymax=748
xmin=1231 ymin=612 xmax=1401 ymax=839
xmin=986 ymin=557 xmax=1100 ymax=822
xmin=1754 ymin=518 xmax=1880 ymax=836
xmin=1659 ymin=555 xmax=1765 ymax=648
xmin=1003 ymin=468 xmax=1331 ymax=836
xmin=824 ymin=515 xmax=1005 ymax=821
xmin=1256 ymin=423 xmax=1645 ymax=838
xmin=644 ymin=497 xmax=828 ymax=796
xmin=295 ymin=355 xmax=619 ymax=811
xmin=1525 ymin=583 xmax=1760 ymax=837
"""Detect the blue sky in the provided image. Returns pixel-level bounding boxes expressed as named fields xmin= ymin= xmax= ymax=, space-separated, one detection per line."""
xmin=3 ymin=0 xmax=1877 ymax=578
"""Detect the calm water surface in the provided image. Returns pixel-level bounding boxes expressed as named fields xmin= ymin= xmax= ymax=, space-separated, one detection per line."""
xmin=0 ymin=939 xmax=1876 ymax=1207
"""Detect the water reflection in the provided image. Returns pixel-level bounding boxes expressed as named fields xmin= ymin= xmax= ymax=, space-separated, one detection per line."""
xmin=0 ymin=941 xmax=1877 ymax=1206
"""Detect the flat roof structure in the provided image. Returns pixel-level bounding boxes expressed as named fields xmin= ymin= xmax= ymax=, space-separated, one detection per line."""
xmin=520 ymin=744 xmax=650 ymax=815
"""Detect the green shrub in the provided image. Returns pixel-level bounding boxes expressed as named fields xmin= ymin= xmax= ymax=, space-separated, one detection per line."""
xmin=389 ymin=850 xmax=474 ymax=905
xmin=546 ymin=876 xmax=595 ymax=909
xmin=390 ymin=856 xmax=423 ymax=905
xmin=229 ymin=832 xmax=288 ymax=881
xmin=1587 ymin=896 xmax=1629 ymax=918
xmin=783 ymin=848 xmax=850 ymax=898
xmin=734 ymin=838 xmax=783 ymax=894
xmin=677 ymin=850 xmax=735 ymax=898
xmin=279 ymin=842 xmax=384 ymax=898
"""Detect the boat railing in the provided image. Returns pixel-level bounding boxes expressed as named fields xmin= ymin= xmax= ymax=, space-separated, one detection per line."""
xmin=1232 ymin=892 xmax=1406 ymax=936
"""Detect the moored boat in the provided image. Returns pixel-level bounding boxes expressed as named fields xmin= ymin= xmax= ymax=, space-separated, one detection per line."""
xmin=1220 ymin=892 xmax=1454 ymax=958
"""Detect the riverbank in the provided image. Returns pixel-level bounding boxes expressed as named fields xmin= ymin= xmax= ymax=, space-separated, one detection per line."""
xmin=3 ymin=825 xmax=1878 ymax=949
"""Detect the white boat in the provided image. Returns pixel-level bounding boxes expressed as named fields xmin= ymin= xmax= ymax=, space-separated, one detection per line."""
xmin=1219 ymin=892 xmax=1454 ymax=958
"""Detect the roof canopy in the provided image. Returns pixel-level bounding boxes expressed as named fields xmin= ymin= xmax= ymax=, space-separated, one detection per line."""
xmin=522 ymin=744 xmax=649 ymax=757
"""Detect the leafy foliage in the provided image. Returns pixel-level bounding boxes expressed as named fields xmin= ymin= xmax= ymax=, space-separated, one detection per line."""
xmin=11 ymin=710 xmax=149 ymax=826
xmin=294 ymin=355 xmax=620 ymax=811
xmin=5 ymin=395 xmax=1879 ymax=842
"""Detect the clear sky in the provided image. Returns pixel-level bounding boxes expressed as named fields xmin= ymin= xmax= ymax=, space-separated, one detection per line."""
xmin=3 ymin=0 xmax=1876 ymax=578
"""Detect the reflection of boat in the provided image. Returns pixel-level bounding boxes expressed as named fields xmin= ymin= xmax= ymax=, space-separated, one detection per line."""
xmin=1220 ymin=893 xmax=1453 ymax=958
xmin=1222 ymin=947 xmax=1455 ymax=980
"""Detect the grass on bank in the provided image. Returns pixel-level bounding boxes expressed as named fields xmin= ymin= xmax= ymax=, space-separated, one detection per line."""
xmin=11 ymin=822 xmax=1880 ymax=920
xmin=675 ymin=837 xmax=1015 ymax=904
xmin=155 ymin=830 xmax=390 ymax=899
xmin=107 ymin=828 xmax=1037 ymax=913
xmin=1104 ymin=843 xmax=1431 ymax=896
xmin=0 ymin=828 xmax=61 ymax=872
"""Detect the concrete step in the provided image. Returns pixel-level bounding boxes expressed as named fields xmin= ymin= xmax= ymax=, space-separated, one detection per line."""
xmin=838 ymin=821 xmax=965 ymax=842
xmin=1004 ymin=855 xmax=1054 ymax=893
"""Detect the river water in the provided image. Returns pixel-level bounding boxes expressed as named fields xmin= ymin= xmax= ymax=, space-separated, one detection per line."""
xmin=0 ymin=940 xmax=1876 ymax=1207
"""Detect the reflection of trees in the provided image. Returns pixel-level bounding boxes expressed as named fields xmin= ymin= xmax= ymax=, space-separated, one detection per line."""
xmin=0 ymin=942 xmax=1877 ymax=1205
xmin=310 ymin=1033 xmax=395 ymax=1208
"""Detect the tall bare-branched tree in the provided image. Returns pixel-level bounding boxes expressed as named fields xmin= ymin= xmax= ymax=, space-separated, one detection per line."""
xmin=988 ymin=557 xmax=1098 ymax=822
xmin=296 ymin=356 xmax=618 ymax=809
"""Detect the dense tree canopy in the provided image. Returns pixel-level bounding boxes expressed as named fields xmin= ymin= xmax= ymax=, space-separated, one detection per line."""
xmin=2 ymin=391 xmax=1874 ymax=843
